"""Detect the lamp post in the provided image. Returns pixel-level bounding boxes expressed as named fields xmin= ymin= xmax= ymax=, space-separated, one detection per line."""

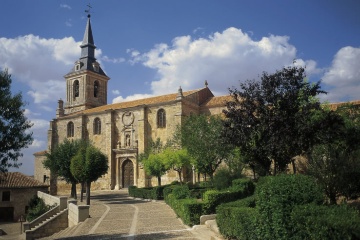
xmin=18 ymin=215 xmax=25 ymax=233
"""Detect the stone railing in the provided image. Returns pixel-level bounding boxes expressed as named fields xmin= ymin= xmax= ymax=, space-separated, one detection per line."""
xmin=23 ymin=205 xmax=60 ymax=232
xmin=38 ymin=191 xmax=67 ymax=211
xmin=68 ymin=200 xmax=90 ymax=227
xmin=24 ymin=209 xmax=68 ymax=240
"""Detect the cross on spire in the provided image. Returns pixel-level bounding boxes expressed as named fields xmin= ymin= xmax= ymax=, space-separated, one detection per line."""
xmin=85 ymin=3 xmax=92 ymax=17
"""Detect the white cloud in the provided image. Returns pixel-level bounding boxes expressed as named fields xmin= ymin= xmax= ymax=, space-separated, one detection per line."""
xmin=112 ymin=90 xmax=120 ymax=95
xmin=30 ymin=139 xmax=45 ymax=148
xmin=101 ymin=55 xmax=125 ymax=64
xmin=60 ymin=4 xmax=71 ymax=10
xmin=112 ymin=93 xmax=155 ymax=103
xmin=321 ymin=46 xmax=360 ymax=102
xmin=130 ymin=27 xmax=317 ymax=97
xmin=0 ymin=34 xmax=106 ymax=107
xmin=65 ymin=19 xmax=72 ymax=27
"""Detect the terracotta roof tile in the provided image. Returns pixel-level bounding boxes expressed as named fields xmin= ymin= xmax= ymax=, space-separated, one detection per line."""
xmin=201 ymin=95 xmax=233 ymax=107
xmin=67 ymin=89 xmax=202 ymax=116
xmin=0 ymin=172 xmax=49 ymax=188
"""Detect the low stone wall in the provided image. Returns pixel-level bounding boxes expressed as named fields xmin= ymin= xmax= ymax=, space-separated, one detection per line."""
xmin=38 ymin=191 xmax=67 ymax=210
xmin=68 ymin=202 xmax=90 ymax=227
xmin=25 ymin=209 xmax=68 ymax=240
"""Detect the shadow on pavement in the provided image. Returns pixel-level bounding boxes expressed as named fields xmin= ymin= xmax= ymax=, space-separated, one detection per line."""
xmin=56 ymin=230 xmax=196 ymax=240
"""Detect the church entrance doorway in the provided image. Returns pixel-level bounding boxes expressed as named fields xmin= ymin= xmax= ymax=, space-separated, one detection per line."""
xmin=122 ymin=159 xmax=134 ymax=188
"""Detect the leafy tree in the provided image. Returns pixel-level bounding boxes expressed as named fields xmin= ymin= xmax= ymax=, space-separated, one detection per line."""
xmin=163 ymin=147 xmax=191 ymax=184
xmin=139 ymin=138 xmax=170 ymax=186
xmin=0 ymin=69 xmax=33 ymax=172
xmin=142 ymin=152 xmax=167 ymax=186
xmin=179 ymin=114 xmax=232 ymax=180
xmin=223 ymin=65 xmax=325 ymax=175
xmin=306 ymin=103 xmax=360 ymax=204
xmin=43 ymin=139 xmax=83 ymax=199
xmin=70 ymin=142 xmax=108 ymax=205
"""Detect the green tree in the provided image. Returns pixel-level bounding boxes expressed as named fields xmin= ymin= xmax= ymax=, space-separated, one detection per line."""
xmin=43 ymin=139 xmax=83 ymax=199
xmin=142 ymin=152 xmax=167 ymax=186
xmin=163 ymin=147 xmax=191 ymax=184
xmin=0 ymin=69 xmax=33 ymax=172
xmin=306 ymin=103 xmax=360 ymax=204
xmin=179 ymin=114 xmax=232 ymax=180
xmin=223 ymin=65 xmax=325 ymax=175
xmin=70 ymin=142 xmax=108 ymax=205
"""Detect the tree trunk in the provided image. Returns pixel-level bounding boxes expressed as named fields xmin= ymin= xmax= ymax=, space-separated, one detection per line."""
xmin=292 ymin=159 xmax=297 ymax=174
xmin=178 ymin=171 xmax=182 ymax=184
xmin=86 ymin=181 xmax=91 ymax=205
xmin=80 ymin=182 xmax=85 ymax=202
xmin=70 ymin=182 xmax=77 ymax=199
xmin=157 ymin=176 xmax=161 ymax=186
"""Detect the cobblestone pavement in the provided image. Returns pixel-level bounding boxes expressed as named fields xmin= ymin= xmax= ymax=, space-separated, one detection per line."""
xmin=59 ymin=190 xmax=222 ymax=239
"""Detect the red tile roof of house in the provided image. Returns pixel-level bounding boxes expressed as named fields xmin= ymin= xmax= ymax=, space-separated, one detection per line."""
xmin=0 ymin=172 xmax=49 ymax=188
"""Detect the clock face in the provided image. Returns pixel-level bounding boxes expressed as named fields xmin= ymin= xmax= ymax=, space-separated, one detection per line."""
xmin=122 ymin=111 xmax=134 ymax=126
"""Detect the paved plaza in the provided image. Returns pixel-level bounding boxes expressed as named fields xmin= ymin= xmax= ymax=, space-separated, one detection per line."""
xmin=0 ymin=189 xmax=222 ymax=240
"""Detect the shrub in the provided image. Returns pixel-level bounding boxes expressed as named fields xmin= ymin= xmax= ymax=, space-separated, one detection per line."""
xmin=217 ymin=195 xmax=256 ymax=209
xmin=255 ymin=174 xmax=324 ymax=240
xmin=203 ymin=187 xmax=252 ymax=214
xmin=128 ymin=185 xmax=170 ymax=200
xmin=217 ymin=206 xmax=259 ymax=240
xmin=166 ymin=193 xmax=204 ymax=226
xmin=172 ymin=185 xmax=190 ymax=199
xmin=231 ymin=178 xmax=255 ymax=195
xmin=291 ymin=203 xmax=360 ymax=239
xmin=26 ymin=197 xmax=52 ymax=222
xmin=213 ymin=167 xmax=232 ymax=190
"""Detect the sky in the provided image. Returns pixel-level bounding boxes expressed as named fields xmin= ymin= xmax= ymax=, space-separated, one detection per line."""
xmin=1 ymin=0 xmax=359 ymax=176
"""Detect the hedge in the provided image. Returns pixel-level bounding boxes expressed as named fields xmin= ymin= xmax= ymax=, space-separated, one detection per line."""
xmin=255 ymin=174 xmax=324 ymax=240
xmin=203 ymin=178 xmax=255 ymax=214
xmin=166 ymin=193 xmax=204 ymax=226
xmin=128 ymin=185 xmax=169 ymax=200
xmin=291 ymin=203 xmax=360 ymax=239
xmin=217 ymin=206 xmax=259 ymax=240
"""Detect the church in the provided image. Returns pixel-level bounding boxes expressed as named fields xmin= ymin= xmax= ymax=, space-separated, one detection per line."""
xmin=33 ymin=14 xmax=229 ymax=194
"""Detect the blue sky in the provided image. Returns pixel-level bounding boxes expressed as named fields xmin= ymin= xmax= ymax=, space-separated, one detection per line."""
xmin=1 ymin=0 xmax=359 ymax=175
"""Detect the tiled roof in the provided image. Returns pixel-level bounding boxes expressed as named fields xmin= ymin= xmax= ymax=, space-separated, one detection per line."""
xmin=201 ymin=95 xmax=233 ymax=107
xmin=328 ymin=100 xmax=360 ymax=111
xmin=33 ymin=150 xmax=47 ymax=156
xmin=0 ymin=172 xmax=49 ymax=188
xmin=66 ymin=88 xmax=203 ymax=116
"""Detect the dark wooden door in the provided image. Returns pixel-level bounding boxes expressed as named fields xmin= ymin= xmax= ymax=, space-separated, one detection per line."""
xmin=122 ymin=159 xmax=134 ymax=188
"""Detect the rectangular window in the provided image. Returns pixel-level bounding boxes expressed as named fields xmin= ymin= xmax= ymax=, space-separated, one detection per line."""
xmin=2 ymin=191 xmax=10 ymax=201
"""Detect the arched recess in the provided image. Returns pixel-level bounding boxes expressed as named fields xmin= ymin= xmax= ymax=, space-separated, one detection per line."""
xmin=122 ymin=159 xmax=134 ymax=188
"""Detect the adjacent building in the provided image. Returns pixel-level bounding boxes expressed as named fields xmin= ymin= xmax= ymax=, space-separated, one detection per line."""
xmin=0 ymin=172 xmax=48 ymax=222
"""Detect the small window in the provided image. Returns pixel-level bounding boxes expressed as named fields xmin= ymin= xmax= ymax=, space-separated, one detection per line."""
xmin=93 ymin=118 xmax=101 ymax=135
xmin=157 ymin=109 xmax=166 ymax=128
xmin=67 ymin=122 xmax=74 ymax=138
xmin=94 ymin=81 xmax=99 ymax=98
xmin=2 ymin=191 xmax=10 ymax=201
xmin=73 ymin=80 xmax=79 ymax=98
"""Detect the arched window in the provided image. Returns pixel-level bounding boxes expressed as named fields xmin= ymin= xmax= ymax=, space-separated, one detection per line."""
xmin=94 ymin=81 xmax=99 ymax=97
xmin=93 ymin=117 xmax=101 ymax=135
xmin=67 ymin=122 xmax=74 ymax=138
xmin=157 ymin=109 xmax=166 ymax=128
xmin=73 ymin=80 xmax=79 ymax=98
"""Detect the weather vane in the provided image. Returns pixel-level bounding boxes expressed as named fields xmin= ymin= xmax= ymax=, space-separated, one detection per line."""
xmin=85 ymin=3 xmax=92 ymax=17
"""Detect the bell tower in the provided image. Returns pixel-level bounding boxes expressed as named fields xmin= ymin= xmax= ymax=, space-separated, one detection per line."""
xmin=64 ymin=14 xmax=110 ymax=114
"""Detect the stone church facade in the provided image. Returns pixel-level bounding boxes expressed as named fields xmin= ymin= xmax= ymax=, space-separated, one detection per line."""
xmin=33 ymin=15 xmax=229 ymax=194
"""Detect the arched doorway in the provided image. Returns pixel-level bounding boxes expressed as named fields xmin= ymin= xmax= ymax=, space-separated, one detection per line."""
xmin=122 ymin=159 xmax=134 ymax=188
